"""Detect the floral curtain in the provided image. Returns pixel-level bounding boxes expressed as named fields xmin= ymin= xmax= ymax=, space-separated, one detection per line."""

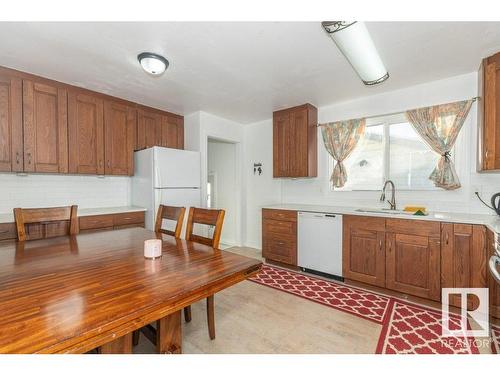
xmin=321 ymin=119 xmax=366 ymax=188
xmin=405 ymin=99 xmax=473 ymax=190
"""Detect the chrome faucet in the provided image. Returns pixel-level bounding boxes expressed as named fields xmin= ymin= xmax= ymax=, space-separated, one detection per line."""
xmin=380 ymin=180 xmax=396 ymax=210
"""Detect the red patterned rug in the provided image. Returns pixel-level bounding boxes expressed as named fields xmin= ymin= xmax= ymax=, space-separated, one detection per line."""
xmin=249 ymin=263 xmax=390 ymax=323
xmin=249 ymin=264 xmax=480 ymax=354
xmin=376 ymin=299 xmax=479 ymax=354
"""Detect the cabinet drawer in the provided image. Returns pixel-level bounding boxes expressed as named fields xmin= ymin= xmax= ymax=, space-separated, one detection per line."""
xmin=263 ymin=218 xmax=296 ymax=236
xmin=263 ymin=234 xmax=296 ymax=265
xmin=79 ymin=214 xmax=114 ymax=230
xmin=262 ymin=209 xmax=297 ymax=222
xmin=386 ymin=218 xmax=440 ymax=237
xmin=113 ymin=211 xmax=145 ymax=226
xmin=0 ymin=223 xmax=17 ymax=241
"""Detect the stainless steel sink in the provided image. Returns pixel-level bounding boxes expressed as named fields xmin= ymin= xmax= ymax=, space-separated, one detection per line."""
xmin=355 ymin=208 xmax=417 ymax=215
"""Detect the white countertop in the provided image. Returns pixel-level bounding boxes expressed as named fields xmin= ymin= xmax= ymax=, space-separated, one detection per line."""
xmin=0 ymin=205 xmax=147 ymax=224
xmin=263 ymin=203 xmax=500 ymax=235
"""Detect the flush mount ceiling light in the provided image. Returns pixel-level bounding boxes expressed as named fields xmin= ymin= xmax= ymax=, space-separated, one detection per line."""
xmin=137 ymin=52 xmax=169 ymax=76
xmin=322 ymin=21 xmax=389 ymax=86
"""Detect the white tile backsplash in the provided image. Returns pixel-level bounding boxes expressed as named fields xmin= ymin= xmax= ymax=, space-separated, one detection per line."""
xmin=0 ymin=173 xmax=131 ymax=213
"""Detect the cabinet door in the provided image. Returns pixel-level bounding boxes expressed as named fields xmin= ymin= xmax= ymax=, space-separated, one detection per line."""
xmin=481 ymin=53 xmax=500 ymax=170
xmin=441 ymin=224 xmax=487 ymax=309
xmin=342 ymin=215 xmax=386 ymax=287
xmin=160 ymin=115 xmax=183 ymax=149
xmin=386 ymin=233 xmax=441 ymax=300
xmin=104 ymin=101 xmax=136 ymax=175
xmin=68 ymin=92 xmax=104 ymax=174
xmin=23 ymin=81 xmax=68 ymax=173
xmin=0 ymin=74 xmax=22 ymax=172
xmin=136 ymin=109 xmax=161 ymax=150
xmin=289 ymin=108 xmax=308 ymax=177
xmin=273 ymin=112 xmax=290 ymax=177
xmin=262 ymin=217 xmax=297 ymax=266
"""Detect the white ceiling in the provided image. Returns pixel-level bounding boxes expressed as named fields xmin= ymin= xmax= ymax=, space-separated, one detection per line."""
xmin=1 ymin=22 xmax=500 ymax=124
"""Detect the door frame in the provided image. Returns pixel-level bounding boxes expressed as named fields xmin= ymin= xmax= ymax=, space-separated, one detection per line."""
xmin=204 ymin=134 xmax=242 ymax=247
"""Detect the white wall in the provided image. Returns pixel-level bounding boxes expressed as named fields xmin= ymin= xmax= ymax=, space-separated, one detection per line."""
xmin=208 ymin=140 xmax=238 ymax=246
xmin=184 ymin=111 xmax=245 ymax=245
xmin=0 ymin=173 xmax=130 ymax=213
xmin=243 ymin=119 xmax=283 ymax=249
xmin=243 ymin=72 xmax=500 ymax=248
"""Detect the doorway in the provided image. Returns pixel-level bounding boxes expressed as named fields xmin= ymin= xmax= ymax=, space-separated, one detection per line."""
xmin=207 ymin=137 xmax=238 ymax=248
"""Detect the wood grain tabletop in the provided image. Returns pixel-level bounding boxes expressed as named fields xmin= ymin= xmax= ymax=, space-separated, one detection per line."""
xmin=0 ymin=228 xmax=262 ymax=353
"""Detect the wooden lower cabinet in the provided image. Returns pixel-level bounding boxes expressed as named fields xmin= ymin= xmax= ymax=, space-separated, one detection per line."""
xmin=262 ymin=209 xmax=297 ymax=266
xmin=343 ymin=215 xmax=386 ymax=287
xmin=441 ymin=223 xmax=488 ymax=309
xmin=385 ymin=232 xmax=441 ymax=301
xmin=0 ymin=211 xmax=145 ymax=241
xmin=79 ymin=211 xmax=145 ymax=232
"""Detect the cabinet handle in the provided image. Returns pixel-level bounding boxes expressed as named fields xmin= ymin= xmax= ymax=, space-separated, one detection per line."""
xmin=27 ymin=152 xmax=32 ymax=165
xmin=485 ymin=149 xmax=489 ymax=159
xmin=379 ymin=240 xmax=382 ymax=250
xmin=15 ymin=151 xmax=20 ymax=165
xmin=388 ymin=241 xmax=392 ymax=252
xmin=445 ymin=232 xmax=449 ymax=245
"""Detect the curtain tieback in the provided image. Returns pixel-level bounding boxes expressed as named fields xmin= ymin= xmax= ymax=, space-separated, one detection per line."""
xmin=442 ymin=151 xmax=451 ymax=162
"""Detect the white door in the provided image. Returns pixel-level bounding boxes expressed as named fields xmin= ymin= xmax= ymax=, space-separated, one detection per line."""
xmin=153 ymin=147 xmax=201 ymax=188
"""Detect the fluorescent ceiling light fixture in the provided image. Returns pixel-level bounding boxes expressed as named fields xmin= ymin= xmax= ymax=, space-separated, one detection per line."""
xmin=137 ymin=52 xmax=169 ymax=76
xmin=322 ymin=21 xmax=389 ymax=86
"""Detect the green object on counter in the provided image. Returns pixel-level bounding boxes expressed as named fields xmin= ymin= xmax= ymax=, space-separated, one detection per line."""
xmin=413 ymin=210 xmax=427 ymax=216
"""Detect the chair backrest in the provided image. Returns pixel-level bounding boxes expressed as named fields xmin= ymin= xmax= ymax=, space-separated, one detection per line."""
xmin=13 ymin=205 xmax=79 ymax=241
xmin=154 ymin=205 xmax=186 ymax=238
xmin=185 ymin=207 xmax=225 ymax=249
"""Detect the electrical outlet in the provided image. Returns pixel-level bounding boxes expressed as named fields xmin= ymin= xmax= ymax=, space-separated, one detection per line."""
xmin=472 ymin=185 xmax=483 ymax=195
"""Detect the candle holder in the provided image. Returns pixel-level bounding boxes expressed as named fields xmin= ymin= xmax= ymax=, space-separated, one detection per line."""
xmin=144 ymin=239 xmax=162 ymax=259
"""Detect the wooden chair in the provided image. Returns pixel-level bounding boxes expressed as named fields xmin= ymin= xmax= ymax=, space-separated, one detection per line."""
xmin=154 ymin=205 xmax=186 ymax=238
xmin=13 ymin=206 xmax=79 ymax=241
xmin=184 ymin=207 xmax=225 ymax=340
xmin=132 ymin=204 xmax=186 ymax=348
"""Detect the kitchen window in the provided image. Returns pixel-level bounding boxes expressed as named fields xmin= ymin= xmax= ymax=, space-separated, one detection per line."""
xmin=330 ymin=113 xmax=443 ymax=191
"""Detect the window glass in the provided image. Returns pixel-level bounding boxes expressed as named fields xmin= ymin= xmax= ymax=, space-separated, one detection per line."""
xmin=330 ymin=115 xmax=442 ymax=191
xmin=389 ymin=122 xmax=439 ymax=190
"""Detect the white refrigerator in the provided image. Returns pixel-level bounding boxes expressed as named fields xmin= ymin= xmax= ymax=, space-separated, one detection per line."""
xmin=131 ymin=147 xmax=201 ymax=235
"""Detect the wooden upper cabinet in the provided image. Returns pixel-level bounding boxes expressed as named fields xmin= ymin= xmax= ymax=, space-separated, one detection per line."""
xmin=342 ymin=215 xmax=386 ymax=287
xmin=68 ymin=92 xmax=104 ymax=174
xmin=22 ymin=80 xmax=68 ymax=173
xmin=104 ymin=101 xmax=136 ymax=175
xmin=273 ymin=112 xmax=290 ymax=177
xmin=273 ymin=104 xmax=317 ymax=178
xmin=478 ymin=51 xmax=500 ymax=171
xmin=136 ymin=108 xmax=161 ymax=150
xmin=160 ymin=115 xmax=184 ymax=149
xmin=385 ymin=219 xmax=441 ymax=301
xmin=0 ymin=73 xmax=22 ymax=172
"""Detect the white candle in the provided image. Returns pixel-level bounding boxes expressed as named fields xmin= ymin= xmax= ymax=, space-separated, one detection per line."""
xmin=144 ymin=239 xmax=162 ymax=259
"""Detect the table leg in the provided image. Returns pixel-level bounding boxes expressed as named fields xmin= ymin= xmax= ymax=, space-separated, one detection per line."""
xmin=98 ymin=332 xmax=133 ymax=354
xmin=157 ymin=310 xmax=182 ymax=354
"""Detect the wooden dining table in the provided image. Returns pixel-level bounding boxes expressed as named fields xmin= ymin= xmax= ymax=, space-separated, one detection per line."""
xmin=0 ymin=227 xmax=262 ymax=353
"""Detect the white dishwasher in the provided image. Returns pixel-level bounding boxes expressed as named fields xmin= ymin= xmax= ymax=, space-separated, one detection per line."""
xmin=298 ymin=211 xmax=343 ymax=279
